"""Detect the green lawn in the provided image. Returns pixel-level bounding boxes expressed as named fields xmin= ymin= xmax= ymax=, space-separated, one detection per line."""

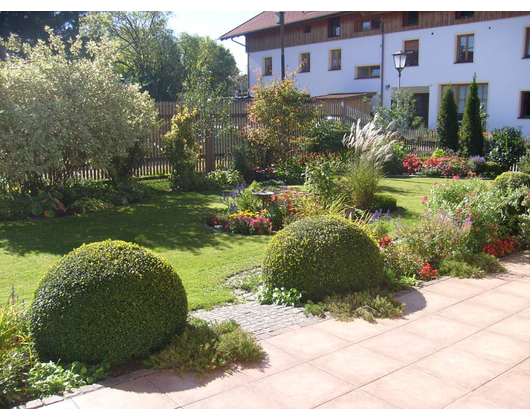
xmin=0 ymin=177 xmax=443 ymax=308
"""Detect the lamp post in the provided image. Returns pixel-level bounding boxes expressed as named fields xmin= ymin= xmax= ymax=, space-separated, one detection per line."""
xmin=392 ymin=50 xmax=408 ymax=90
xmin=275 ymin=11 xmax=285 ymax=79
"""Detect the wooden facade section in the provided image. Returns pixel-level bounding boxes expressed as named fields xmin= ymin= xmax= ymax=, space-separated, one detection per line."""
xmin=246 ymin=11 xmax=530 ymax=53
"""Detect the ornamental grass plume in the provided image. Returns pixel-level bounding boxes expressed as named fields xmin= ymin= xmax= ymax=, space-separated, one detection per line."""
xmin=342 ymin=116 xmax=398 ymax=169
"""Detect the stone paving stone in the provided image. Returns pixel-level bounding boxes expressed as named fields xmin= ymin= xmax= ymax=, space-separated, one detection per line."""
xmin=316 ymin=389 xmax=399 ymax=409
xmin=475 ymin=369 xmax=530 ymax=409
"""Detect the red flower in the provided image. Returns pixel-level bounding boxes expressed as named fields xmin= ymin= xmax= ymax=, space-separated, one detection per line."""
xmin=419 ymin=264 xmax=437 ymax=280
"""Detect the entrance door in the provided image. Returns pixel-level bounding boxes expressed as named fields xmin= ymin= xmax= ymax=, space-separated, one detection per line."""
xmin=413 ymin=93 xmax=429 ymax=126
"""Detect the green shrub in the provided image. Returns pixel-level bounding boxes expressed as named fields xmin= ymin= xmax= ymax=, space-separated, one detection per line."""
xmin=262 ymin=216 xmax=384 ymax=302
xmin=30 ymin=240 xmax=188 ymax=365
xmin=519 ymin=153 xmax=530 ymax=174
xmin=147 ymin=318 xmax=264 ymax=379
xmin=372 ymin=194 xmax=397 ymax=212
xmin=487 ymin=127 xmax=526 ymax=171
xmin=0 ymin=193 xmax=27 ymax=221
xmin=438 ymin=253 xmax=504 ymax=278
xmin=492 ymin=171 xmax=530 ymax=191
xmin=479 ymin=161 xmax=503 ymax=179
xmin=305 ymin=119 xmax=349 ymax=153
xmin=205 ymin=168 xmax=244 ymax=190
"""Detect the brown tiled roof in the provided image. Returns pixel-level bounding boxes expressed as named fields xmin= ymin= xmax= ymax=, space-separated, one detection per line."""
xmin=220 ymin=11 xmax=342 ymax=39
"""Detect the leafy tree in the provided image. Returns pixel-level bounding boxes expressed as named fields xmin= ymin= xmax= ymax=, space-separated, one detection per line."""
xmin=162 ymin=106 xmax=200 ymax=191
xmin=0 ymin=30 xmax=158 ymax=193
xmin=459 ymin=74 xmax=485 ymax=157
xmin=372 ymin=89 xmax=423 ymax=135
xmin=0 ymin=11 xmax=86 ymax=59
xmin=178 ymin=33 xmax=239 ymax=97
xmin=245 ymin=71 xmax=320 ymax=167
xmin=437 ymin=85 xmax=460 ymax=152
xmin=80 ymin=11 xmax=183 ymax=101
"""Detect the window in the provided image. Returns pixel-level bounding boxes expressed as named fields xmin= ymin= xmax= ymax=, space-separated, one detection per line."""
xmin=264 ymin=57 xmax=272 ymax=76
xmin=521 ymin=92 xmax=530 ymax=118
xmin=443 ymin=83 xmax=488 ymax=118
xmin=523 ymin=28 xmax=530 ymax=58
xmin=328 ymin=17 xmax=340 ymax=37
xmin=359 ymin=20 xmax=380 ymax=32
xmin=300 ymin=53 xmax=310 ymax=72
xmin=356 ymin=65 xmax=380 ymax=79
xmin=404 ymin=40 xmax=419 ymax=66
xmin=330 ymin=49 xmax=341 ymax=70
xmin=456 ymin=34 xmax=474 ymax=63
xmin=403 ymin=11 xmax=419 ymax=26
xmin=455 ymin=12 xmax=475 ymax=19
xmin=304 ymin=25 xmax=311 ymax=34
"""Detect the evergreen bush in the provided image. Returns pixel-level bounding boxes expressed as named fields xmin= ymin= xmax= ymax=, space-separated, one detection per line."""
xmin=437 ymin=85 xmax=460 ymax=152
xmin=262 ymin=216 xmax=384 ymax=302
xmin=30 ymin=240 xmax=188 ymax=365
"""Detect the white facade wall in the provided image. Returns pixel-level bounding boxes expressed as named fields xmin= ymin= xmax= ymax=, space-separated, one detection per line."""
xmin=248 ymin=15 xmax=530 ymax=135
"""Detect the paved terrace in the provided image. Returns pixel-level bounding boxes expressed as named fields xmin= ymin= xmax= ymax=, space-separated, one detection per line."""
xmin=21 ymin=251 xmax=530 ymax=409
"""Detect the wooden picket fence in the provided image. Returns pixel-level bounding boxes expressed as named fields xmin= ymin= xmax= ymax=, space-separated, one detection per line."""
xmin=44 ymin=100 xmax=447 ymax=182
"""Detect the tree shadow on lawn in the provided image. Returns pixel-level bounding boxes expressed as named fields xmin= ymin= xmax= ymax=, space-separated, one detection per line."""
xmin=0 ymin=192 xmax=261 ymax=257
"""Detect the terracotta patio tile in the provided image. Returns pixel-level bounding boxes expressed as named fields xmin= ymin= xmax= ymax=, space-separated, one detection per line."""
xmin=310 ymin=344 xmax=405 ymax=387
xmin=436 ymin=300 xmax=512 ymax=328
xmin=311 ymin=318 xmax=394 ymax=343
xmin=183 ymin=384 xmax=288 ymax=409
xmin=252 ymin=364 xmax=354 ymax=409
xmin=487 ymin=314 xmax=530 ymax=343
xmin=453 ymin=330 xmax=530 ymax=366
xmin=412 ymin=347 xmax=509 ymax=390
xmin=516 ymin=357 xmax=530 ymax=374
xmin=357 ymin=329 xmax=443 ymax=364
xmin=396 ymin=290 xmax=459 ymax=319
xmin=495 ymin=281 xmax=530 ymax=299
xmin=148 ymin=370 xmax=246 ymax=407
xmin=233 ymin=341 xmax=303 ymax=382
xmin=445 ymin=393 xmax=509 ymax=409
xmin=361 ymin=366 xmax=468 ymax=409
xmin=476 ymin=369 xmax=530 ymax=408
xmin=316 ymin=389 xmax=398 ymax=409
xmin=397 ymin=314 xmax=479 ymax=345
xmin=263 ymin=325 xmax=351 ymax=361
xmin=466 ymin=289 xmax=530 ymax=312
xmin=72 ymin=377 xmax=178 ymax=409
xmin=422 ymin=278 xmax=488 ymax=299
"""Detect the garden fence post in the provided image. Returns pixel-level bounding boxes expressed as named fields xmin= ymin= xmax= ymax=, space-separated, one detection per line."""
xmin=205 ymin=135 xmax=216 ymax=173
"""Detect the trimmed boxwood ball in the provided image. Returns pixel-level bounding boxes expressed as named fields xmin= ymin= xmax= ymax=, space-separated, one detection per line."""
xmin=262 ymin=215 xmax=384 ymax=302
xmin=30 ymin=240 xmax=188 ymax=365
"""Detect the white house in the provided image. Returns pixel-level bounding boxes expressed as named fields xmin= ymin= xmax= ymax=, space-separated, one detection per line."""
xmin=221 ymin=11 xmax=530 ymax=135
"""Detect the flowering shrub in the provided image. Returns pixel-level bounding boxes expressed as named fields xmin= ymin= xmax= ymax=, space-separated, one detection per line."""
xmin=418 ymin=264 xmax=437 ymax=280
xmin=419 ymin=156 xmax=473 ymax=177
xmin=223 ymin=210 xmax=273 ymax=235
xmin=209 ymin=182 xmax=296 ymax=234
xmin=483 ymin=238 xmax=517 ymax=257
xmin=403 ymin=154 xmax=423 ymax=174
xmin=426 ymin=177 xmax=527 ymax=252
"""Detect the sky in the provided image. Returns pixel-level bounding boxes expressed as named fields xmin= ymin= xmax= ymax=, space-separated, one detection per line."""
xmin=168 ymin=11 xmax=260 ymax=73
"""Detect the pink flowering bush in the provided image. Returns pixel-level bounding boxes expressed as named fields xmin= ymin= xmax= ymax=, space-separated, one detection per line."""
xmin=420 ymin=156 xmax=473 ymax=177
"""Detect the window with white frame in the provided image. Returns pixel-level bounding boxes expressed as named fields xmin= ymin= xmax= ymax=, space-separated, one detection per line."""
xmin=264 ymin=57 xmax=272 ymax=75
xmin=330 ymin=49 xmax=341 ymax=70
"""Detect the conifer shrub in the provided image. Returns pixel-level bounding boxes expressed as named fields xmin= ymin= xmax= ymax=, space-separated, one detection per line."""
xmin=262 ymin=216 xmax=384 ymax=302
xmin=30 ymin=240 xmax=188 ymax=365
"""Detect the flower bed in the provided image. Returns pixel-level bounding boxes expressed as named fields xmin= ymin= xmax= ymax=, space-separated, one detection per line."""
xmin=207 ymin=182 xmax=296 ymax=235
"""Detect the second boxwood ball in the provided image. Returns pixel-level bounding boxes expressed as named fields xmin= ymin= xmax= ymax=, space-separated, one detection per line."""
xmin=262 ymin=215 xmax=384 ymax=302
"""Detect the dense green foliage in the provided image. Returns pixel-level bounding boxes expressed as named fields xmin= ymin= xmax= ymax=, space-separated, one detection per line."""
xmin=30 ymin=240 xmax=188 ymax=365
xmin=487 ymin=127 xmax=527 ymax=171
xmin=0 ymin=30 xmax=157 ymax=192
xmin=437 ymin=85 xmax=460 ymax=152
xmin=459 ymin=75 xmax=485 ymax=157
xmin=148 ymin=318 xmax=264 ymax=379
xmin=262 ymin=216 xmax=384 ymax=302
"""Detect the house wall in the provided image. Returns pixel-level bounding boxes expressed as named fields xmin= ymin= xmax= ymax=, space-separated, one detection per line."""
xmin=247 ymin=13 xmax=530 ymax=135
